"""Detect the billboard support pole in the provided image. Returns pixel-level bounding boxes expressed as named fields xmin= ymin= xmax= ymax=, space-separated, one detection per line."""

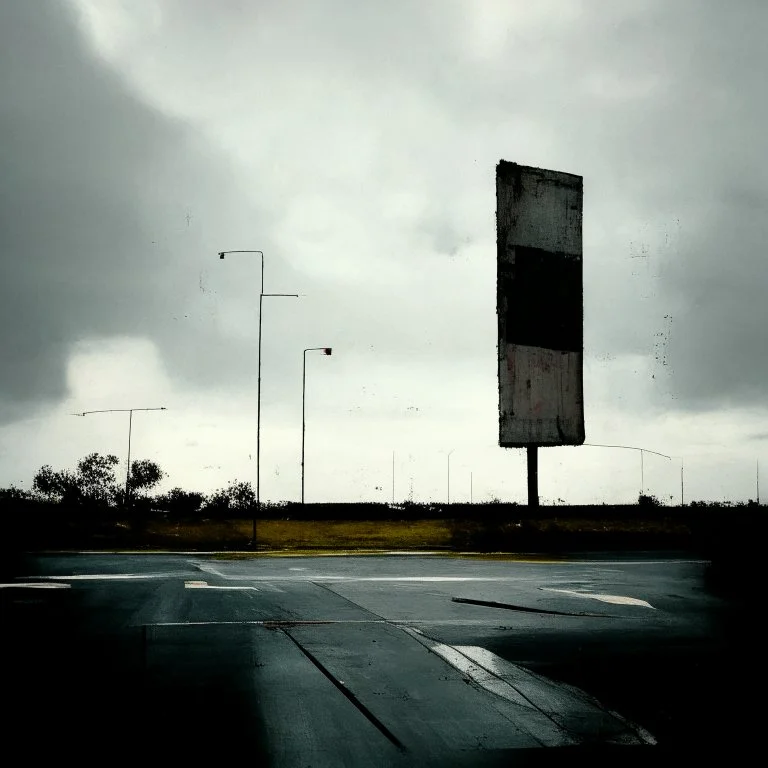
xmin=527 ymin=446 xmax=539 ymax=507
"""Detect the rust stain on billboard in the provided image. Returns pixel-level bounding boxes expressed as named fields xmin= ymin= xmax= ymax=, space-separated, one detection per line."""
xmin=497 ymin=161 xmax=585 ymax=447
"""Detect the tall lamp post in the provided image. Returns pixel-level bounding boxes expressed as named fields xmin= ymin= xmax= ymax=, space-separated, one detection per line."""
xmin=302 ymin=347 xmax=333 ymax=504
xmin=72 ymin=407 xmax=167 ymax=506
xmin=446 ymin=449 xmax=455 ymax=505
xmin=671 ymin=456 xmax=685 ymax=506
xmin=218 ymin=250 xmax=298 ymax=545
xmin=584 ymin=443 xmax=672 ymax=498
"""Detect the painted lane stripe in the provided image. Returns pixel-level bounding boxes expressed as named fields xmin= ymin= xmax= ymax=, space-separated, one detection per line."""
xmin=399 ymin=627 xmax=656 ymax=747
xmin=539 ymin=587 xmax=654 ymax=608
xmin=176 ymin=576 xmax=534 ymax=583
xmin=184 ymin=580 xmax=260 ymax=591
xmin=18 ymin=573 xmax=173 ymax=581
xmin=192 ymin=563 xmax=226 ymax=577
xmin=19 ymin=574 xmax=558 ymax=584
xmin=0 ymin=582 xmax=71 ymax=589
xmin=452 ymin=645 xmax=657 ymax=746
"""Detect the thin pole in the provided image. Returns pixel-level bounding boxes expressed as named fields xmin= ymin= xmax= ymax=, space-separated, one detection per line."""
xmin=527 ymin=446 xmax=539 ymax=507
xmin=256 ymin=271 xmax=264 ymax=542
xmin=218 ymin=250 xmax=265 ymax=545
xmin=392 ymin=451 xmax=395 ymax=504
xmin=447 ymin=450 xmax=454 ymax=504
xmin=757 ymin=460 xmax=760 ymax=505
xmin=583 ymin=444 xmax=671 ymax=501
xmin=125 ymin=409 xmax=133 ymax=507
xmin=73 ymin=407 xmax=165 ymax=509
xmin=301 ymin=350 xmax=307 ymax=504
xmin=470 ymin=472 xmax=473 ymax=505
xmin=681 ymin=459 xmax=685 ymax=506
xmin=300 ymin=347 xmax=332 ymax=505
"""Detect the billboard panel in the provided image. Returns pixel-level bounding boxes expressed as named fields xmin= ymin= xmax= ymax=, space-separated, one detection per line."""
xmin=497 ymin=161 xmax=584 ymax=447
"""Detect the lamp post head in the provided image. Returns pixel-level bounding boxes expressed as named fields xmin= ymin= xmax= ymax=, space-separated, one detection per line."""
xmin=324 ymin=348 xmax=332 ymax=356
xmin=218 ymin=252 xmax=225 ymax=259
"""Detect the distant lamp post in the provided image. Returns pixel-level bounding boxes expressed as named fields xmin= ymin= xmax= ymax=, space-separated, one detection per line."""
xmin=218 ymin=250 xmax=298 ymax=545
xmin=584 ymin=443 xmax=671 ymax=499
xmin=756 ymin=459 xmax=760 ymax=505
xmin=72 ymin=407 xmax=167 ymax=506
xmin=302 ymin=347 xmax=333 ymax=504
xmin=671 ymin=456 xmax=685 ymax=506
xmin=392 ymin=450 xmax=395 ymax=505
xmin=446 ymin=449 xmax=455 ymax=505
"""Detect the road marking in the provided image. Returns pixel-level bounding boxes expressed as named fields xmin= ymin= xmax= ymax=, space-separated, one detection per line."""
xmin=17 ymin=573 xmax=171 ymax=581
xmin=399 ymin=628 xmax=657 ymax=747
xmin=184 ymin=580 xmax=260 ymax=591
xmin=0 ymin=582 xmax=71 ymax=589
xmin=191 ymin=562 xmax=226 ymax=577
xmin=187 ymin=576 xmax=531 ymax=583
xmin=540 ymin=588 xmax=654 ymax=608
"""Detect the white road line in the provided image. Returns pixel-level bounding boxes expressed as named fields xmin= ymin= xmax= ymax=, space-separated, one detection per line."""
xmin=540 ymin=588 xmax=654 ymax=608
xmin=548 ymin=560 xmax=708 ymax=565
xmin=399 ymin=628 xmax=657 ymax=746
xmin=0 ymin=582 xmax=71 ymax=589
xmin=16 ymin=573 xmax=171 ymax=581
xmin=191 ymin=563 xmax=226 ymax=578
xmin=184 ymin=581 xmax=260 ymax=591
xmin=183 ymin=576 xmax=529 ymax=583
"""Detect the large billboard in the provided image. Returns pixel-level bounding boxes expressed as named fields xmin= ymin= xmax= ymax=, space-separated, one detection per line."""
xmin=497 ymin=161 xmax=585 ymax=447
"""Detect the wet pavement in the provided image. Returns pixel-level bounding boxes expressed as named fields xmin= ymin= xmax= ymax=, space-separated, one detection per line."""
xmin=0 ymin=551 xmax=756 ymax=764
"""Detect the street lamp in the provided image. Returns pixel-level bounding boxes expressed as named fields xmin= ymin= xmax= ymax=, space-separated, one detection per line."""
xmin=392 ymin=450 xmax=395 ymax=505
xmin=446 ymin=449 xmax=455 ymax=504
xmin=72 ymin=407 xmax=167 ymax=506
xmin=670 ymin=456 xmax=685 ymax=506
xmin=584 ymin=443 xmax=671 ymax=498
xmin=302 ymin=347 xmax=333 ymax=504
xmin=218 ymin=250 xmax=298 ymax=544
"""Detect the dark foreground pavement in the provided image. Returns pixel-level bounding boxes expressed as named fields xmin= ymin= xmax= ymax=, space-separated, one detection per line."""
xmin=0 ymin=551 xmax=758 ymax=765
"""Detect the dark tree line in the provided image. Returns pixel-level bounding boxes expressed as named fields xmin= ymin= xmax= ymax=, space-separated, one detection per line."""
xmin=32 ymin=453 xmax=164 ymax=508
xmin=0 ymin=453 xmax=262 ymax=519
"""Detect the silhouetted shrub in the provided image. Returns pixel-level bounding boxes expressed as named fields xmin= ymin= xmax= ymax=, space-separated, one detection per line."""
xmin=153 ymin=487 xmax=206 ymax=518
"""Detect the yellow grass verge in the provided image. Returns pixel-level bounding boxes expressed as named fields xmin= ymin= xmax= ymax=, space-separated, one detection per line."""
xmin=146 ymin=518 xmax=454 ymax=550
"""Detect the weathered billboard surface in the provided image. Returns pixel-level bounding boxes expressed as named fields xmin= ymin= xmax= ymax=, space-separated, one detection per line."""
xmin=497 ymin=161 xmax=585 ymax=447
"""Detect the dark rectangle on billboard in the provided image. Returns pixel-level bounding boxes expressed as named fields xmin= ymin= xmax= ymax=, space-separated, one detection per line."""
xmin=500 ymin=246 xmax=582 ymax=352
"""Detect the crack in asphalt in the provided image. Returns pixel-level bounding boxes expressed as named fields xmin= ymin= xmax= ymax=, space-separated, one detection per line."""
xmin=280 ymin=627 xmax=407 ymax=753
xmin=451 ymin=597 xmax=616 ymax=617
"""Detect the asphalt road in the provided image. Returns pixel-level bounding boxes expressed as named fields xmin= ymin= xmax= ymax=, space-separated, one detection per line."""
xmin=0 ymin=551 xmax=756 ymax=765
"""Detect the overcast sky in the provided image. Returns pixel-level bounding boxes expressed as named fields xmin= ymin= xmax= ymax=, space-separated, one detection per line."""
xmin=1 ymin=0 xmax=766 ymax=505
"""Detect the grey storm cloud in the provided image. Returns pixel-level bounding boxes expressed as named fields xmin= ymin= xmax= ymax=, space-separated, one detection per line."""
xmin=0 ymin=0 xmax=276 ymax=424
xmin=2 ymin=0 xmax=767 ymax=430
